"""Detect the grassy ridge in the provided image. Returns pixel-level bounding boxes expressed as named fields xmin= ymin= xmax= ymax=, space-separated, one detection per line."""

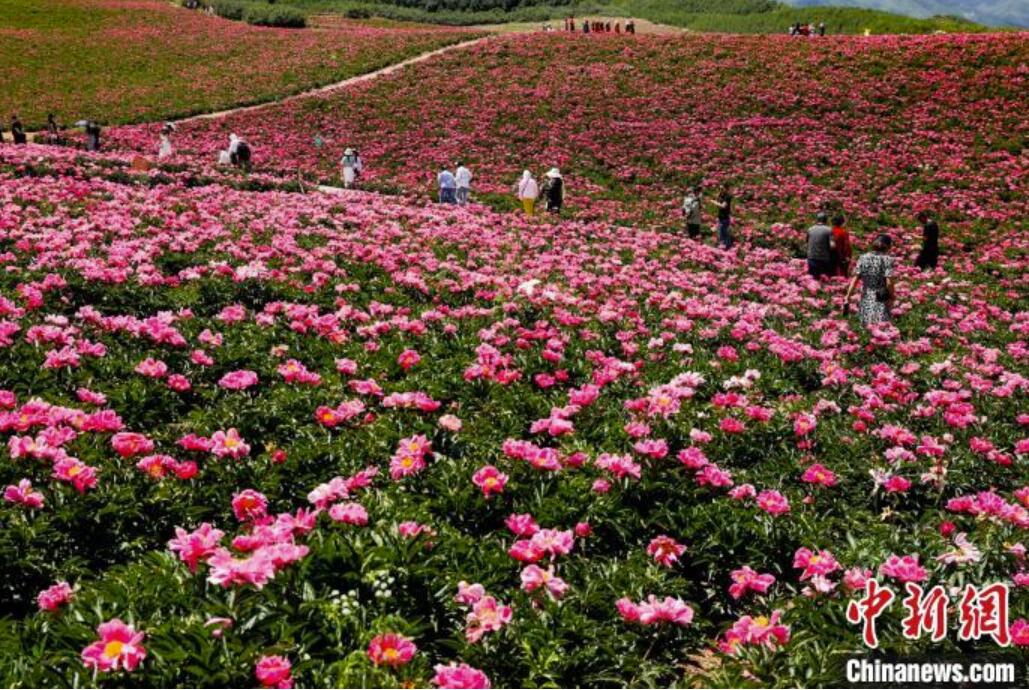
xmin=0 ymin=0 xmax=475 ymax=129
xmin=286 ymin=0 xmax=990 ymax=32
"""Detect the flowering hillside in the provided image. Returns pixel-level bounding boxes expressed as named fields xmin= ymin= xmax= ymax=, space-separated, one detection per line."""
xmin=0 ymin=0 xmax=475 ymax=128
xmin=108 ymin=31 xmax=1027 ymax=241
xmin=0 ymin=134 xmax=1025 ymax=687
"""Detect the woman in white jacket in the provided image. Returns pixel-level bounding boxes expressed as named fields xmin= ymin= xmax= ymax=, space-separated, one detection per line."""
xmin=516 ymin=170 xmax=539 ymax=217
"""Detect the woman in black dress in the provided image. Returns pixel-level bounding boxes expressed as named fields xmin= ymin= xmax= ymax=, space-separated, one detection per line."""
xmin=914 ymin=211 xmax=939 ymax=270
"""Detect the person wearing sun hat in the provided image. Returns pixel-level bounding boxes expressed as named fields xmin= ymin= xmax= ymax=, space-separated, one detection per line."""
xmin=542 ymin=167 xmax=564 ymax=214
xmin=340 ymin=147 xmax=362 ymax=189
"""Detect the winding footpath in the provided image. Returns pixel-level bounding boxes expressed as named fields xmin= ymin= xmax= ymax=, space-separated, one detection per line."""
xmin=175 ymin=35 xmax=491 ymax=125
xmin=26 ymin=35 xmax=491 ymax=142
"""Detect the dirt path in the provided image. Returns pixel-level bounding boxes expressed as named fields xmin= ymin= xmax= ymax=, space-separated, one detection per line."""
xmin=23 ymin=34 xmax=490 ymax=141
xmin=174 ymin=35 xmax=491 ymax=125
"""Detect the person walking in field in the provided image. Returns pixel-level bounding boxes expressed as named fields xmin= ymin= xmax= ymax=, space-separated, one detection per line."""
xmin=516 ymin=170 xmax=539 ymax=217
xmin=831 ymin=214 xmax=853 ymax=277
xmin=682 ymin=185 xmax=703 ymax=239
xmin=542 ymin=168 xmax=564 ymax=214
xmin=340 ymin=148 xmax=362 ymax=188
xmin=712 ymin=186 xmax=734 ymax=250
xmin=844 ymin=234 xmax=895 ymax=327
xmin=158 ymin=122 xmax=175 ymax=159
xmin=83 ymin=120 xmax=101 ymax=151
xmin=46 ymin=114 xmax=61 ymax=145
xmin=914 ymin=210 xmax=940 ymax=270
xmin=437 ymin=167 xmax=457 ymax=204
xmin=455 ymin=162 xmax=473 ymax=206
xmin=11 ymin=115 xmax=26 ymax=145
xmin=806 ymin=211 xmax=835 ymax=277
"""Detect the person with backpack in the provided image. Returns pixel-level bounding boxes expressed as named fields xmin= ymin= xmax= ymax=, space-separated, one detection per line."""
xmin=682 ymin=185 xmax=703 ymax=239
xmin=542 ymin=168 xmax=564 ymax=214
xmin=340 ymin=148 xmax=362 ymax=188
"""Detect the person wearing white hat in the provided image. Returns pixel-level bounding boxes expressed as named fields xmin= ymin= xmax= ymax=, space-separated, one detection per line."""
xmin=515 ymin=170 xmax=539 ymax=217
xmin=542 ymin=167 xmax=564 ymax=214
xmin=340 ymin=148 xmax=362 ymax=188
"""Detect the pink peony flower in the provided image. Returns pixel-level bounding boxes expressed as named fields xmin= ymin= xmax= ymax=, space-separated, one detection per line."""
xmin=465 ymin=596 xmax=513 ymax=643
xmin=793 ymin=547 xmax=841 ymax=580
xmin=4 ymin=479 xmax=44 ymax=509
xmin=455 ymin=581 xmax=485 ymax=605
xmin=729 ymin=566 xmax=776 ymax=599
xmin=37 ymin=581 xmax=73 ymax=612
xmin=879 ymin=554 xmax=928 ymax=582
xmin=219 ymin=369 xmax=259 ymax=390
xmin=756 ymin=489 xmax=791 ymax=516
xmin=255 ymin=654 xmax=293 ymax=689
xmin=231 ymin=489 xmax=268 ymax=522
xmin=397 ymin=349 xmax=421 ymax=370
xmin=328 ymin=501 xmax=369 ymax=526
xmin=210 ymin=428 xmax=250 ymax=459
xmin=439 ymin=414 xmax=463 ymax=432
xmin=646 ymin=535 xmax=686 ymax=567
xmin=801 ymin=463 xmax=838 ymax=487
xmin=81 ymin=619 xmax=146 ymax=673
xmin=472 ymin=465 xmax=508 ymax=499
xmin=168 ymin=523 xmax=224 ymax=572
xmin=111 ymin=432 xmax=154 ymax=458
xmin=505 ymin=513 xmax=540 ymax=537
xmin=620 ymin=595 xmax=694 ymax=626
xmin=432 ymin=662 xmax=491 ymax=689
xmin=367 ymin=632 xmax=417 ymax=667
xmin=520 ymin=564 xmax=569 ymax=600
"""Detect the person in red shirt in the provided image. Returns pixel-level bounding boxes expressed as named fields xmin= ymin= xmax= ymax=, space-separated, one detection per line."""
xmin=831 ymin=214 xmax=853 ymax=277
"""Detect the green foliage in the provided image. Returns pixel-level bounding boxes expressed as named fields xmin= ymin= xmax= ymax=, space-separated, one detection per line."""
xmin=243 ymin=3 xmax=308 ymax=26
xmin=208 ymin=0 xmax=249 ymax=20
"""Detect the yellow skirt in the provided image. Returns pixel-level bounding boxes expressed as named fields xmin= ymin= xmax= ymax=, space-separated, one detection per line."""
xmin=522 ymin=198 xmax=535 ymax=216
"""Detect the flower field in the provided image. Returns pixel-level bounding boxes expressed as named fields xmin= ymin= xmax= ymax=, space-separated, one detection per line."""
xmin=0 ymin=0 xmax=475 ymax=129
xmin=1 ymin=22 xmax=1029 ymax=690
xmin=109 ymin=31 xmax=1028 ymax=235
